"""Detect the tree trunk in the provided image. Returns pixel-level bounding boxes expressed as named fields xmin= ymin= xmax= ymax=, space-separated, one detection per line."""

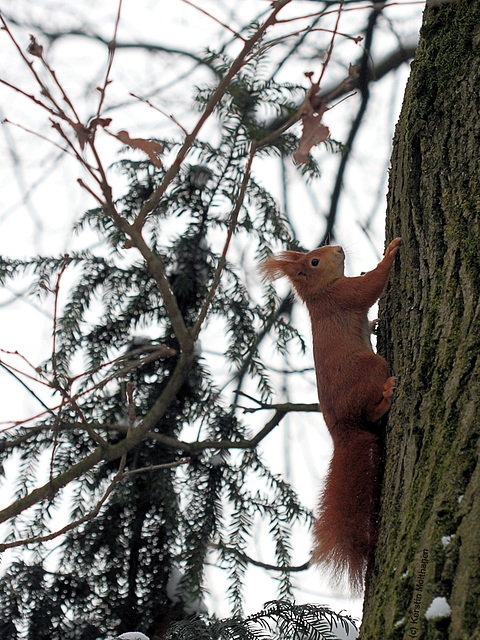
xmin=361 ymin=1 xmax=480 ymax=638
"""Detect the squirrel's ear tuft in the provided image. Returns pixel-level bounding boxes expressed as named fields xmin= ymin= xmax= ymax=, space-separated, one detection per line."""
xmin=258 ymin=251 xmax=305 ymax=282
xmin=258 ymin=256 xmax=284 ymax=282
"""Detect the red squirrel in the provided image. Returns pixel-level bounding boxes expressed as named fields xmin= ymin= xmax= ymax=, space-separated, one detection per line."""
xmin=260 ymin=237 xmax=402 ymax=594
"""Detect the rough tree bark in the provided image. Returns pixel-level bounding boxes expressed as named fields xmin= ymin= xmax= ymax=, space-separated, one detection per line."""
xmin=361 ymin=1 xmax=480 ymax=638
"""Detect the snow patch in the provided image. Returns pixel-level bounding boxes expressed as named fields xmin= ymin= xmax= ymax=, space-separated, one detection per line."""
xmin=425 ymin=597 xmax=451 ymax=620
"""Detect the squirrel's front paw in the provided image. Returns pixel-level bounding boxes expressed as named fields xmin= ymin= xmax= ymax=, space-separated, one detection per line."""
xmin=386 ymin=237 xmax=402 ymax=258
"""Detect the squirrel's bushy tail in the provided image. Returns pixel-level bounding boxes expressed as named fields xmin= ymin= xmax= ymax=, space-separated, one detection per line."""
xmin=313 ymin=424 xmax=384 ymax=595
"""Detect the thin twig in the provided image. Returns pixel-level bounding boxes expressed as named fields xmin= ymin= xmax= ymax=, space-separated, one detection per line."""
xmin=276 ymin=1 xmax=430 ymax=24
xmin=96 ymin=0 xmax=123 ymax=117
xmin=0 ymin=362 xmax=53 ymax=414
xmin=34 ymin=40 xmax=82 ymax=123
xmin=252 ymin=26 xmax=361 ymax=59
xmin=129 ymin=92 xmax=188 ymax=135
xmin=180 ymin=0 xmax=245 ymax=41
xmin=50 ymin=120 xmax=102 ymax=184
xmin=0 ymin=79 xmax=59 ymax=118
xmin=0 ymin=14 xmax=68 ymax=120
xmin=122 ymin=458 xmax=190 ymax=477
xmin=0 ymin=345 xmax=177 ymax=434
xmin=50 ymin=255 xmax=71 ymax=380
xmin=317 ymin=1 xmax=345 ymax=87
xmin=77 ymin=178 xmax=104 ymax=206
xmin=2 ymin=118 xmax=78 ymax=159
xmin=0 ymin=359 xmax=52 ymax=388
xmin=192 ymin=145 xmax=257 ymax=339
xmin=321 ymin=0 xmax=386 ymax=244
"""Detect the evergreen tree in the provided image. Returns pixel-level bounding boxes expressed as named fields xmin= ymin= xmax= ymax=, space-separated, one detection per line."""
xmin=0 ymin=43 xmax=348 ymax=639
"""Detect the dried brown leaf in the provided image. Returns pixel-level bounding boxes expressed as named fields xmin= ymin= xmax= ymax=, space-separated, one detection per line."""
xmin=293 ymin=117 xmax=329 ymax=164
xmin=27 ymin=35 xmax=43 ymax=58
xmin=71 ymin=122 xmax=91 ymax=150
xmin=89 ymin=117 xmax=113 ymax=130
xmin=293 ymin=90 xmax=329 ymax=164
xmin=115 ymin=130 xmax=163 ymax=168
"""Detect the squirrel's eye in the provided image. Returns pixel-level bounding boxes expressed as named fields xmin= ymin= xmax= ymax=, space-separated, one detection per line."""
xmin=311 ymin=258 xmax=320 ymax=267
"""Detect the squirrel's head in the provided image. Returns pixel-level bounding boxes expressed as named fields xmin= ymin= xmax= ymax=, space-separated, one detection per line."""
xmin=259 ymin=245 xmax=345 ymax=300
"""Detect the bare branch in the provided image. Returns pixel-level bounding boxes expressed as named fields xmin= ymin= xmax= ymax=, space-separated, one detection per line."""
xmin=0 ymin=349 xmax=195 ymax=525
xmin=0 ymin=457 xmax=191 ymax=553
xmin=0 ymin=362 xmax=53 ymax=415
xmin=0 ymin=78 xmax=59 ymax=117
xmin=192 ymin=145 xmax=257 ymax=339
xmin=317 ymin=1 xmax=345 ymax=87
xmin=214 ymin=543 xmax=311 ymax=573
xmin=96 ymin=0 xmax=123 ymax=117
xmin=180 ymin=0 xmax=245 ymax=41
xmin=131 ymin=0 xmax=293 ymax=232
xmin=321 ymin=0 xmax=389 ymax=244
xmin=129 ymin=92 xmax=188 ymax=135
xmin=0 ymin=14 xmax=221 ymax=73
xmin=0 ymin=14 xmax=69 ymax=121
xmin=144 ymin=401 xmax=320 ymax=453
